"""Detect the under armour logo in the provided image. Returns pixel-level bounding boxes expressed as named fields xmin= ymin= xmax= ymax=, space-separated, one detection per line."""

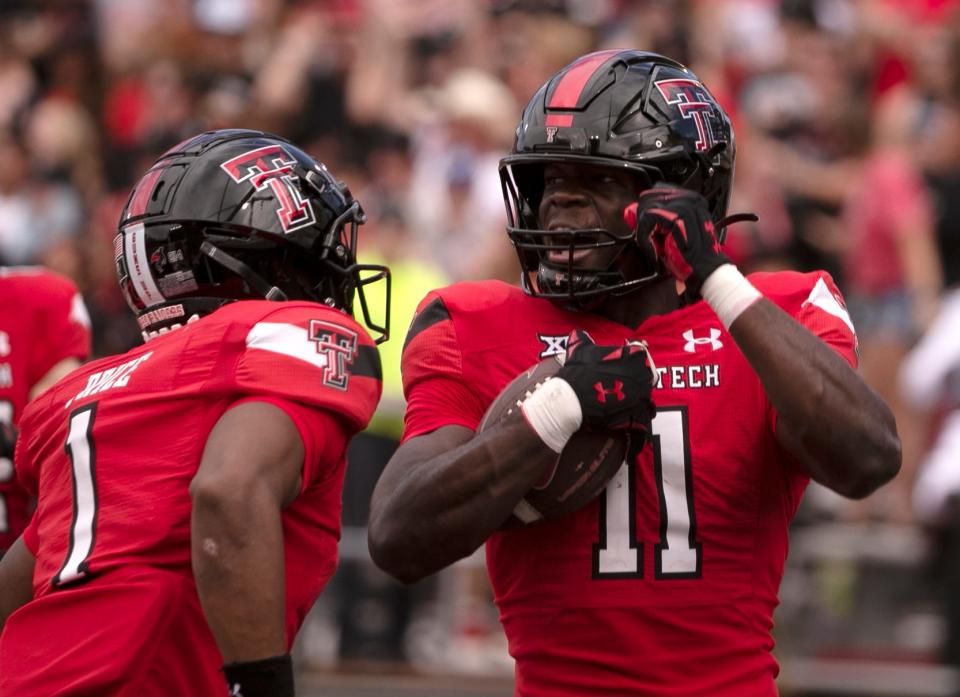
xmin=683 ymin=328 xmax=723 ymax=353
xmin=594 ymin=380 xmax=625 ymax=404
xmin=545 ymin=126 xmax=559 ymax=143
xmin=538 ymin=333 xmax=568 ymax=358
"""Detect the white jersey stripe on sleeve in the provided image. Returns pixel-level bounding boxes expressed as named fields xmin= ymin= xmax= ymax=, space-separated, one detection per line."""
xmin=803 ymin=277 xmax=856 ymax=335
xmin=245 ymin=321 xmax=329 ymax=371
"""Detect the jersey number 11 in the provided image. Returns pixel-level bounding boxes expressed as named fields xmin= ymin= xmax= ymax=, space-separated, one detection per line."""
xmin=593 ymin=406 xmax=702 ymax=580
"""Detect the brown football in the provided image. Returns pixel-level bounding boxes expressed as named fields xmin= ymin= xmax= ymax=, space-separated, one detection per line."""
xmin=479 ymin=355 xmax=630 ymax=528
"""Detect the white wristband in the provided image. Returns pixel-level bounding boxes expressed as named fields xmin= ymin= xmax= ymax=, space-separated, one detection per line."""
xmin=701 ymin=264 xmax=762 ymax=329
xmin=519 ymin=377 xmax=583 ymax=453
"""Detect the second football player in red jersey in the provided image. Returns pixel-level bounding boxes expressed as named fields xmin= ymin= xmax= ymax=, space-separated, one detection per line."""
xmin=0 ymin=130 xmax=390 ymax=697
xmin=0 ymin=266 xmax=91 ymax=557
xmin=369 ymin=51 xmax=901 ymax=696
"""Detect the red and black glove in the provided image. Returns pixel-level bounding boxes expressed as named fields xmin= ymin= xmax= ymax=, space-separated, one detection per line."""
xmin=634 ymin=185 xmax=730 ymax=296
xmin=557 ymin=330 xmax=656 ymax=436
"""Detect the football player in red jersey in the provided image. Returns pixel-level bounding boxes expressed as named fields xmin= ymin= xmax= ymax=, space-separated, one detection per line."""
xmin=0 ymin=130 xmax=390 ymax=697
xmin=368 ymin=51 xmax=902 ymax=696
xmin=0 ymin=267 xmax=91 ymax=557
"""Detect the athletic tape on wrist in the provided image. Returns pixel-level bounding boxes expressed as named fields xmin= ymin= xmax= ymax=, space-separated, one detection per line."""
xmin=701 ymin=264 xmax=762 ymax=329
xmin=512 ymin=497 xmax=544 ymax=524
xmin=519 ymin=377 xmax=583 ymax=454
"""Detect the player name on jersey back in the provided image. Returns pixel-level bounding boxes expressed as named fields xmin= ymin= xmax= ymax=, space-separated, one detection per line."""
xmin=66 ymin=353 xmax=154 ymax=407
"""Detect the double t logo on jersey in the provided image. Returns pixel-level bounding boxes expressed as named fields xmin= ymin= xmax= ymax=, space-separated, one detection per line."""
xmin=220 ymin=145 xmax=316 ymax=233
xmin=309 ymin=320 xmax=357 ymax=390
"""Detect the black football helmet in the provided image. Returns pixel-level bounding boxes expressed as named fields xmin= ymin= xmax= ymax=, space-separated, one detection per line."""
xmin=500 ymin=50 xmax=747 ymax=305
xmin=115 ymin=129 xmax=390 ymax=342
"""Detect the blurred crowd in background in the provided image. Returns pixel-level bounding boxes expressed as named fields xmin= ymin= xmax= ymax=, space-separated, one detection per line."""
xmin=3 ymin=0 xmax=960 ymax=692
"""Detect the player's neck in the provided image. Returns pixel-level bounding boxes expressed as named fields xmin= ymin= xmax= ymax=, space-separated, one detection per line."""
xmin=595 ymin=277 xmax=683 ymax=328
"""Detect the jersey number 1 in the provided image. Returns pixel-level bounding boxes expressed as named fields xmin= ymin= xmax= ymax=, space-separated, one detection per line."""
xmin=55 ymin=403 xmax=100 ymax=586
xmin=593 ymin=406 xmax=702 ymax=580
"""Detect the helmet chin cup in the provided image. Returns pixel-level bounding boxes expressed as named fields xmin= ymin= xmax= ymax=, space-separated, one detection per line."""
xmin=520 ymin=233 xmax=662 ymax=308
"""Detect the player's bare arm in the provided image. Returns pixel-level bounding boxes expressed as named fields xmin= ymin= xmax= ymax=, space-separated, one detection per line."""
xmin=368 ymin=418 xmax=557 ymax=583
xmin=728 ymin=299 xmax=900 ymax=496
xmin=190 ymin=401 xmax=303 ymax=661
xmin=0 ymin=536 xmax=35 ymax=631
xmin=638 ymin=187 xmax=901 ymax=497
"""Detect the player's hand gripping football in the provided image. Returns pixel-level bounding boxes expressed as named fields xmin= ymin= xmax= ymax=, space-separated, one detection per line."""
xmin=633 ymin=185 xmax=731 ymax=296
xmin=557 ymin=330 xmax=656 ymax=437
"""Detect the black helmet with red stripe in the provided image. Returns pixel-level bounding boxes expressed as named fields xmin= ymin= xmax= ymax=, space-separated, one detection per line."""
xmin=499 ymin=50 xmax=739 ymax=304
xmin=115 ymin=129 xmax=390 ymax=342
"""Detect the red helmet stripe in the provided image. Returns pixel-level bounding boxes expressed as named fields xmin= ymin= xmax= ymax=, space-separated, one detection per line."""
xmin=124 ymin=166 xmax=164 ymax=220
xmin=545 ymin=114 xmax=574 ymax=127
xmin=547 ymin=49 xmax=623 ymax=110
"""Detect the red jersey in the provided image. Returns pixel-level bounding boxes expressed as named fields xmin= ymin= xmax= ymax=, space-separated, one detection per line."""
xmin=0 ymin=266 xmax=90 ymax=552
xmin=401 ymin=272 xmax=857 ymax=697
xmin=1 ymin=300 xmax=381 ymax=697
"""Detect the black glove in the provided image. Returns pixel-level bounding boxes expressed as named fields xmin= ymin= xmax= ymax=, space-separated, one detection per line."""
xmin=557 ymin=330 xmax=656 ymax=436
xmin=222 ymin=654 xmax=294 ymax=697
xmin=0 ymin=422 xmax=17 ymax=461
xmin=635 ymin=185 xmax=730 ymax=296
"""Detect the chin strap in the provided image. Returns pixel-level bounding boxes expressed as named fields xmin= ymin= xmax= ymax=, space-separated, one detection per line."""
xmin=715 ymin=212 xmax=759 ymax=244
xmin=199 ymin=241 xmax=287 ymax=301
